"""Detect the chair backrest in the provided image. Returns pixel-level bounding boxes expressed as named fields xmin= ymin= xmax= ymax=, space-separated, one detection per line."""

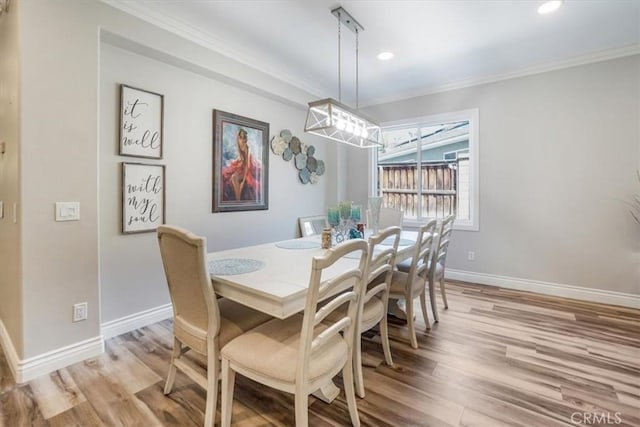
xmin=404 ymin=220 xmax=438 ymax=293
xmin=433 ymin=214 xmax=455 ymax=268
xmin=363 ymin=226 xmax=401 ymax=307
xmin=366 ymin=207 xmax=404 ymax=230
xmin=379 ymin=207 xmax=404 ymax=229
xmin=157 ymin=225 xmax=220 ymax=338
xmin=297 ymin=239 xmax=369 ymax=385
xmin=299 ymin=215 xmax=329 ymax=237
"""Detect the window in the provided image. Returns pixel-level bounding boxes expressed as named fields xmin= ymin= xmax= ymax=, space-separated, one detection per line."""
xmin=371 ymin=109 xmax=479 ymax=231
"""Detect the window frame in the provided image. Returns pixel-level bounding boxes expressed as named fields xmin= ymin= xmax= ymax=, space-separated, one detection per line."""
xmin=368 ymin=108 xmax=479 ymax=231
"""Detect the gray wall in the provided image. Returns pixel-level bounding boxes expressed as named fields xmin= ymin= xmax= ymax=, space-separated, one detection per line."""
xmin=14 ymin=0 xmax=340 ymax=359
xmin=5 ymin=0 xmax=639 ymax=363
xmin=100 ymin=44 xmax=335 ymax=323
xmin=0 ymin=0 xmax=22 ymax=354
xmin=356 ymin=55 xmax=640 ymax=295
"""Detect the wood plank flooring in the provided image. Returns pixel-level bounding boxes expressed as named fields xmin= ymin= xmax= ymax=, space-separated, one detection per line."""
xmin=1 ymin=281 xmax=638 ymax=426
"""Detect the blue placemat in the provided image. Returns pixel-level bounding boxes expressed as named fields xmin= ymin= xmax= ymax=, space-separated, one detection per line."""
xmin=208 ymin=258 xmax=264 ymax=275
xmin=381 ymin=237 xmax=414 ymax=246
xmin=275 ymin=240 xmax=320 ymax=249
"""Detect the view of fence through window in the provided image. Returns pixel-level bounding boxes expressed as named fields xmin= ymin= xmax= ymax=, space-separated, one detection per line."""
xmin=376 ymin=120 xmax=470 ymax=221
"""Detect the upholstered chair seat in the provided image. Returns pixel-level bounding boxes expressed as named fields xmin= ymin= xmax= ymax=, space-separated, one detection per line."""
xmin=222 ymin=314 xmax=348 ymax=384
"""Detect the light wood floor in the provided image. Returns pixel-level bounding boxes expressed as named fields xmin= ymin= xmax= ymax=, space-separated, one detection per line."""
xmin=1 ymin=282 xmax=639 ymax=426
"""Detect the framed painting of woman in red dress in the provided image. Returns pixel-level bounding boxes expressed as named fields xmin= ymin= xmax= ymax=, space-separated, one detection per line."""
xmin=212 ymin=110 xmax=269 ymax=212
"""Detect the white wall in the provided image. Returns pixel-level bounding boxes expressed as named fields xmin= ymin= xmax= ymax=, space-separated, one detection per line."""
xmin=359 ymin=55 xmax=640 ymax=296
xmin=100 ymin=43 xmax=334 ymax=322
xmin=0 ymin=0 xmax=23 ymax=355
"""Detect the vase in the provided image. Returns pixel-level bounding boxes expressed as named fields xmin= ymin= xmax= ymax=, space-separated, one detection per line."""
xmin=368 ymin=196 xmax=383 ymax=233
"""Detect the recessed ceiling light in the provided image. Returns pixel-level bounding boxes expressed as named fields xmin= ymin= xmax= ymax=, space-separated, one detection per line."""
xmin=538 ymin=0 xmax=563 ymax=14
xmin=377 ymin=51 xmax=394 ymax=61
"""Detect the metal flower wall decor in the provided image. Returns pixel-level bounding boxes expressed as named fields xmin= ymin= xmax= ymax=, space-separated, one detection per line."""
xmin=271 ymin=129 xmax=325 ymax=185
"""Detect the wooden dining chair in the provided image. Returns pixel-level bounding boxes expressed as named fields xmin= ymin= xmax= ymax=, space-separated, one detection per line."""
xmin=220 ymin=239 xmax=369 ymax=427
xmin=396 ymin=214 xmax=456 ymax=323
xmin=367 ymin=208 xmax=404 ymax=230
xmin=322 ymin=226 xmax=401 ymax=398
xmin=430 ymin=214 xmax=456 ymax=310
xmin=353 ymin=226 xmax=401 ymax=397
xmin=157 ymin=225 xmax=272 ymax=427
xmin=366 ymin=207 xmax=404 ymax=230
xmin=387 ymin=220 xmax=437 ymax=348
xmin=379 ymin=207 xmax=404 ymax=228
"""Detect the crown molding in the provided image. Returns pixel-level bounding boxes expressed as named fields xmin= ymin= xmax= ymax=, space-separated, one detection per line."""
xmin=99 ymin=0 xmax=639 ymax=109
xmin=361 ymin=44 xmax=640 ymax=107
xmin=100 ymin=0 xmax=325 ymax=99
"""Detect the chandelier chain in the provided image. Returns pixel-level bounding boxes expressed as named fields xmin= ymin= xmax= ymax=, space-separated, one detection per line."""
xmin=356 ymin=28 xmax=359 ymax=110
xmin=338 ymin=10 xmax=342 ymax=102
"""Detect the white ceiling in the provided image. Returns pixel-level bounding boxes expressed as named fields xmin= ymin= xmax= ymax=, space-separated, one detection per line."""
xmin=108 ymin=0 xmax=640 ymax=106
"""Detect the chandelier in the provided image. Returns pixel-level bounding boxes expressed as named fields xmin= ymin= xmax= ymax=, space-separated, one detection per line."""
xmin=304 ymin=7 xmax=381 ymax=149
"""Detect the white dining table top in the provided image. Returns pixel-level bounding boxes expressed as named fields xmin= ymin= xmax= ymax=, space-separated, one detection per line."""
xmin=208 ymin=230 xmax=418 ymax=319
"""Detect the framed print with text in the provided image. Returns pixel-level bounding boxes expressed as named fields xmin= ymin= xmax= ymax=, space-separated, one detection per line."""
xmin=122 ymin=162 xmax=165 ymax=234
xmin=119 ymin=84 xmax=164 ymax=159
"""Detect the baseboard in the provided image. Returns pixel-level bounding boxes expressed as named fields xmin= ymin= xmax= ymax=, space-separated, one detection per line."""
xmin=1 ymin=319 xmax=104 ymax=383
xmin=0 ymin=318 xmax=20 ymax=382
xmin=0 ymin=304 xmax=173 ymax=384
xmin=16 ymin=336 xmax=104 ymax=383
xmin=446 ymin=269 xmax=640 ymax=309
xmin=101 ymin=303 xmax=173 ymax=340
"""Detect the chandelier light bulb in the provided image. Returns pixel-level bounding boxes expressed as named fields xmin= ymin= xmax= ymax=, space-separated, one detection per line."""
xmin=346 ymin=121 xmax=354 ymax=133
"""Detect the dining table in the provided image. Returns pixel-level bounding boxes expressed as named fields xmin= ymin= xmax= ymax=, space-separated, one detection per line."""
xmin=207 ymin=230 xmax=419 ymax=402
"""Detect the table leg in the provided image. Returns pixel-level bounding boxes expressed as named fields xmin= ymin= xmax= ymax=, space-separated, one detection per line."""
xmin=312 ymin=382 xmax=340 ymax=403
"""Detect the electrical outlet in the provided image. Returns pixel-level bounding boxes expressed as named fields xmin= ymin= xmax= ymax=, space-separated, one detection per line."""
xmin=73 ymin=302 xmax=88 ymax=322
xmin=467 ymin=251 xmax=475 ymax=261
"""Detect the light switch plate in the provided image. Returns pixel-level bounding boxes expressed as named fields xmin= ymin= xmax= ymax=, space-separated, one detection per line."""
xmin=0 ymin=201 xmax=3 ymax=219
xmin=55 ymin=202 xmax=80 ymax=221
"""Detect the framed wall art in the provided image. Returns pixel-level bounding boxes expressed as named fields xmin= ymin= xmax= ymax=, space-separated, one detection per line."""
xmin=122 ymin=162 xmax=165 ymax=234
xmin=119 ymin=84 xmax=164 ymax=159
xmin=212 ymin=110 xmax=269 ymax=212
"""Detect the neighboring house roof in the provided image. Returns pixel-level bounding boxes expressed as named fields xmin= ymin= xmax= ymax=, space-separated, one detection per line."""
xmin=379 ymin=122 xmax=469 ymax=163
